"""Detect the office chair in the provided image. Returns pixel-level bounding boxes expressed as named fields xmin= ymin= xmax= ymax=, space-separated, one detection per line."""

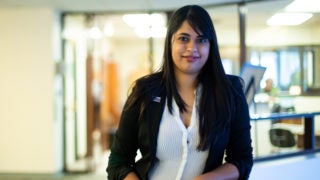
xmin=269 ymin=128 xmax=296 ymax=152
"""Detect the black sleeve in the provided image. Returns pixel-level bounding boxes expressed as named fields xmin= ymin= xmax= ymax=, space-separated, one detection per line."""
xmin=225 ymin=75 xmax=253 ymax=180
xmin=107 ymin=84 xmax=140 ymax=180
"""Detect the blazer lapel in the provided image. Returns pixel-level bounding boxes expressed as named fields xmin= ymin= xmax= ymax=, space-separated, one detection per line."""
xmin=146 ymin=94 xmax=166 ymax=158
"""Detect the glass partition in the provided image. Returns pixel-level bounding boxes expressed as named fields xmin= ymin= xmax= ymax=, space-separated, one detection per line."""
xmin=246 ymin=0 xmax=320 ymax=96
xmin=62 ymin=12 xmax=166 ymax=172
xmin=245 ymin=0 xmax=320 ymax=160
xmin=251 ymin=113 xmax=320 ymax=160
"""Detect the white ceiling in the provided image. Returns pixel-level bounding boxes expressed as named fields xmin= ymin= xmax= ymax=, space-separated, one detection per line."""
xmin=2 ymin=0 xmax=318 ymax=26
xmin=0 ymin=0 xmax=258 ymax=12
xmin=2 ymin=0 xmax=319 ymax=42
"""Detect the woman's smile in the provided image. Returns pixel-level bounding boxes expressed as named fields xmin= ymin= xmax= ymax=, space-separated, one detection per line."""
xmin=183 ymin=55 xmax=200 ymax=63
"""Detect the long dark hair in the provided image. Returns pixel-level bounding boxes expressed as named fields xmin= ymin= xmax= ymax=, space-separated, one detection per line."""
xmin=161 ymin=5 xmax=233 ymax=150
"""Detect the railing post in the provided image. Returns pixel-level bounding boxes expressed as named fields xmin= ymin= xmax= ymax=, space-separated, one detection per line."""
xmin=304 ymin=116 xmax=315 ymax=149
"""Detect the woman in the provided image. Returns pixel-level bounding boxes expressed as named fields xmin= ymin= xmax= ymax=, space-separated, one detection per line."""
xmin=107 ymin=5 xmax=253 ymax=180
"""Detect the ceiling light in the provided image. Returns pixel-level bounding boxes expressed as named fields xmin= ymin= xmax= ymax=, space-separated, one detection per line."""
xmin=103 ymin=22 xmax=114 ymax=37
xmin=123 ymin=14 xmax=151 ymax=28
xmin=88 ymin=26 xmax=103 ymax=39
xmin=123 ymin=13 xmax=167 ymax=38
xmin=266 ymin=12 xmax=313 ymax=26
xmin=285 ymin=0 xmax=320 ymax=13
xmin=123 ymin=13 xmax=166 ymax=28
xmin=135 ymin=27 xmax=167 ymax=38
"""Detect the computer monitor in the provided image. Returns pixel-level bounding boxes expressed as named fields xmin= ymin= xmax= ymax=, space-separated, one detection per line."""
xmin=240 ymin=63 xmax=266 ymax=106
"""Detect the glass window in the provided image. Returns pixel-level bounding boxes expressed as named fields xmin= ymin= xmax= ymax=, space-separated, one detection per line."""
xmin=260 ymin=51 xmax=278 ymax=88
xmin=303 ymin=50 xmax=314 ymax=88
xmin=249 ymin=47 xmax=320 ymax=94
xmin=279 ymin=50 xmax=300 ymax=90
xmin=222 ymin=59 xmax=233 ymax=74
xmin=303 ymin=46 xmax=320 ymax=91
xmin=249 ymin=51 xmax=260 ymax=66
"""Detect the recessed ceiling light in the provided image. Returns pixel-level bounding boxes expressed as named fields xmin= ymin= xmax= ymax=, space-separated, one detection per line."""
xmin=285 ymin=0 xmax=320 ymax=13
xmin=266 ymin=12 xmax=313 ymax=26
xmin=122 ymin=13 xmax=167 ymax=38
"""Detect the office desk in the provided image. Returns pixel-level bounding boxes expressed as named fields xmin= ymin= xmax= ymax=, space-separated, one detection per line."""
xmin=297 ymin=131 xmax=320 ymax=148
xmin=251 ymin=111 xmax=320 ymax=150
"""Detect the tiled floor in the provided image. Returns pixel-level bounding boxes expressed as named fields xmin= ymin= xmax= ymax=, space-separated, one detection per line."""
xmin=0 ymin=151 xmax=109 ymax=180
xmin=0 ymin=173 xmax=107 ymax=180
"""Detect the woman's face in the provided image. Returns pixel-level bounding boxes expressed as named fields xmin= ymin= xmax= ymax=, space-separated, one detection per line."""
xmin=171 ymin=20 xmax=210 ymax=76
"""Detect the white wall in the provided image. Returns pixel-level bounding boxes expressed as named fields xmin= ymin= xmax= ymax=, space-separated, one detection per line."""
xmin=0 ymin=7 xmax=63 ymax=173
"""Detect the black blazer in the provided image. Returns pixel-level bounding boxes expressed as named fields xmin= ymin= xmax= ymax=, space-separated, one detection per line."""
xmin=107 ymin=74 xmax=253 ymax=180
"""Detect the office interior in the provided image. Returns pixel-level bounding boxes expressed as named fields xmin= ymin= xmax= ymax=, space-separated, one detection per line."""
xmin=0 ymin=0 xmax=320 ymax=179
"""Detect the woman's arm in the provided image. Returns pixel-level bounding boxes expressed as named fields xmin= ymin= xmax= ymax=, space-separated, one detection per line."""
xmin=224 ymin=76 xmax=253 ymax=179
xmin=107 ymin=85 xmax=141 ymax=180
xmin=193 ymin=163 xmax=239 ymax=180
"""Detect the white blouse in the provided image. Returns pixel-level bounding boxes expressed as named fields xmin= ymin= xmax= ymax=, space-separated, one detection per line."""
xmin=149 ymin=89 xmax=209 ymax=180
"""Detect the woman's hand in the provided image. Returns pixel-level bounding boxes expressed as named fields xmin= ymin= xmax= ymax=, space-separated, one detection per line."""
xmin=123 ymin=172 xmax=140 ymax=180
xmin=193 ymin=172 xmax=223 ymax=180
xmin=193 ymin=163 xmax=239 ymax=180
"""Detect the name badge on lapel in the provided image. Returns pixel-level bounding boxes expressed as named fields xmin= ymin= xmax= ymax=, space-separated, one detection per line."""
xmin=152 ymin=96 xmax=161 ymax=103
